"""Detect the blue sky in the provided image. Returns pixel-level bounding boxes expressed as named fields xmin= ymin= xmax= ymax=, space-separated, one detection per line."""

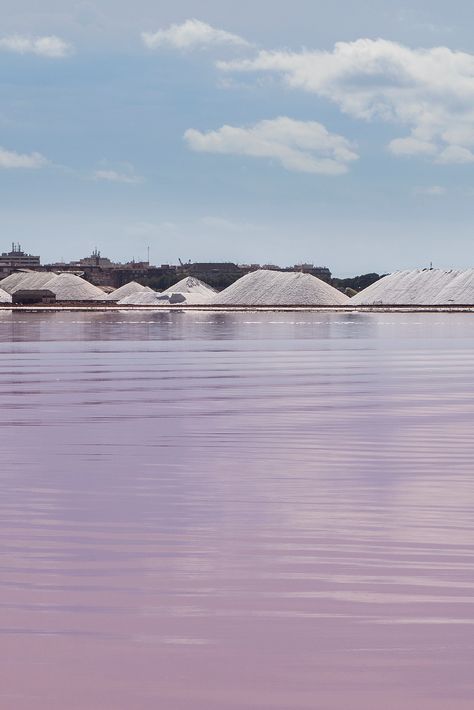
xmin=1 ymin=1 xmax=474 ymax=276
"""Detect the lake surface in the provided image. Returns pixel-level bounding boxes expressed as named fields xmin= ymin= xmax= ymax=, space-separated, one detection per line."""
xmin=1 ymin=310 xmax=474 ymax=710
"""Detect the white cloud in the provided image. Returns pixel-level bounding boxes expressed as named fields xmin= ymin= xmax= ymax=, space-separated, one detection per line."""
xmin=436 ymin=145 xmax=474 ymax=164
xmin=218 ymin=38 xmax=474 ymax=164
xmin=0 ymin=147 xmax=48 ymax=169
xmin=0 ymin=35 xmax=73 ymax=58
xmin=389 ymin=137 xmax=438 ymax=157
xmin=184 ymin=117 xmax=358 ymax=175
xmin=93 ymin=168 xmax=143 ymax=184
xmin=142 ymin=19 xmax=250 ymax=51
xmin=413 ymin=185 xmax=447 ymax=196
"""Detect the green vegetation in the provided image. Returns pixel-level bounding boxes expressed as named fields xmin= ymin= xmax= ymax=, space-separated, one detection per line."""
xmin=332 ymin=273 xmax=383 ymax=293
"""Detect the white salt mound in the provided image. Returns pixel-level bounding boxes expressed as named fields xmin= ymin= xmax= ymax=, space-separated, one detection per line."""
xmin=210 ymin=269 xmax=349 ymax=306
xmin=43 ymin=273 xmax=107 ymax=301
xmin=434 ymin=268 xmax=474 ymax=304
xmin=0 ymin=271 xmax=49 ymax=294
xmin=9 ymin=272 xmax=59 ymax=294
xmin=106 ymin=281 xmax=153 ymax=301
xmin=118 ymin=277 xmax=216 ymax=305
xmin=351 ymin=269 xmax=474 ymax=305
xmin=0 ymin=271 xmax=107 ymax=301
xmin=162 ymin=277 xmax=217 ymax=297
xmin=0 ymin=287 xmax=12 ymax=303
xmin=0 ymin=272 xmax=28 ymax=293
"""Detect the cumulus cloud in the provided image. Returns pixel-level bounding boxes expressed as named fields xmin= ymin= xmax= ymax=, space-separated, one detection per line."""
xmin=0 ymin=147 xmax=48 ymax=169
xmin=218 ymin=38 xmax=474 ymax=164
xmin=389 ymin=137 xmax=438 ymax=157
xmin=436 ymin=145 xmax=474 ymax=164
xmin=142 ymin=19 xmax=250 ymax=51
xmin=93 ymin=167 xmax=143 ymax=184
xmin=184 ymin=117 xmax=358 ymax=175
xmin=0 ymin=35 xmax=73 ymax=58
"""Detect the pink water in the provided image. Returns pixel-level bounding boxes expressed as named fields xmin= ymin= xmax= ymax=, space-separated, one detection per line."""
xmin=1 ymin=310 xmax=474 ymax=709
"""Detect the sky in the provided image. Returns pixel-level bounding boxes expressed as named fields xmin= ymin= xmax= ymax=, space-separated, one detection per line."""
xmin=1 ymin=1 xmax=474 ymax=276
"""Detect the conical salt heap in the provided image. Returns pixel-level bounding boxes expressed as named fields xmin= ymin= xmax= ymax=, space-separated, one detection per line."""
xmin=43 ymin=273 xmax=107 ymax=301
xmin=0 ymin=271 xmax=29 ymax=293
xmin=350 ymin=269 xmax=474 ymax=305
xmin=162 ymin=277 xmax=217 ymax=298
xmin=0 ymin=271 xmax=54 ymax=294
xmin=9 ymin=272 xmax=59 ymax=293
xmin=159 ymin=277 xmax=216 ymax=305
xmin=119 ymin=277 xmax=216 ymax=305
xmin=210 ymin=269 xmax=349 ymax=306
xmin=106 ymin=281 xmax=154 ymax=301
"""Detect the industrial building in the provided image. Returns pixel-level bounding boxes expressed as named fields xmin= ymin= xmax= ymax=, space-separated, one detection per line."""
xmin=0 ymin=244 xmax=41 ymax=278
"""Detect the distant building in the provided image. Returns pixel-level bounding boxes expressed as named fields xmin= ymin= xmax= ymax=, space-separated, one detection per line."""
xmin=294 ymin=263 xmax=315 ymax=271
xmin=78 ymin=249 xmax=115 ymax=268
xmin=43 ymin=250 xmax=157 ymax=288
xmin=0 ymin=243 xmax=41 ymax=277
xmin=261 ymin=264 xmax=281 ymax=271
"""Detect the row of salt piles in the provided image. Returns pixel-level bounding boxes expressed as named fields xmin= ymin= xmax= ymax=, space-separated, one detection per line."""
xmin=118 ymin=277 xmax=217 ymax=305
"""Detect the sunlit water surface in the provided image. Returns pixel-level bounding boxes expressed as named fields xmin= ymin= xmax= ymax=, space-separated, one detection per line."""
xmin=1 ymin=310 xmax=474 ymax=710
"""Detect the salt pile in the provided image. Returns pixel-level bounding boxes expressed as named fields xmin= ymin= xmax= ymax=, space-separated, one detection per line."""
xmin=210 ymin=269 xmax=349 ymax=306
xmin=106 ymin=281 xmax=153 ymax=301
xmin=351 ymin=269 xmax=474 ymax=305
xmin=119 ymin=277 xmax=216 ymax=305
xmin=9 ymin=272 xmax=58 ymax=294
xmin=43 ymin=273 xmax=107 ymax=301
xmin=160 ymin=277 xmax=216 ymax=304
xmin=162 ymin=277 xmax=217 ymax=298
xmin=0 ymin=271 xmax=107 ymax=301
xmin=0 ymin=271 xmax=53 ymax=294
xmin=0 ymin=272 xmax=29 ymax=293
xmin=0 ymin=287 xmax=12 ymax=303
xmin=434 ymin=268 xmax=474 ymax=304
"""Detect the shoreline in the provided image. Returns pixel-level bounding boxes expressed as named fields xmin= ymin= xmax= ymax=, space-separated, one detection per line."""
xmin=1 ymin=304 xmax=474 ymax=313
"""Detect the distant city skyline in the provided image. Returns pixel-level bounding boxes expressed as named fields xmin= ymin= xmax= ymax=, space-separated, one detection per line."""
xmin=2 ymin=1 xmax=474 ymax=276
xmin=0 ymin=241 xmax=336 ymax=274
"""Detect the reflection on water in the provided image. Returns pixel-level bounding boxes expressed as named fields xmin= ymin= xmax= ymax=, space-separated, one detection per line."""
xmin=1 ymin=311 xmax=474 ymax=710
